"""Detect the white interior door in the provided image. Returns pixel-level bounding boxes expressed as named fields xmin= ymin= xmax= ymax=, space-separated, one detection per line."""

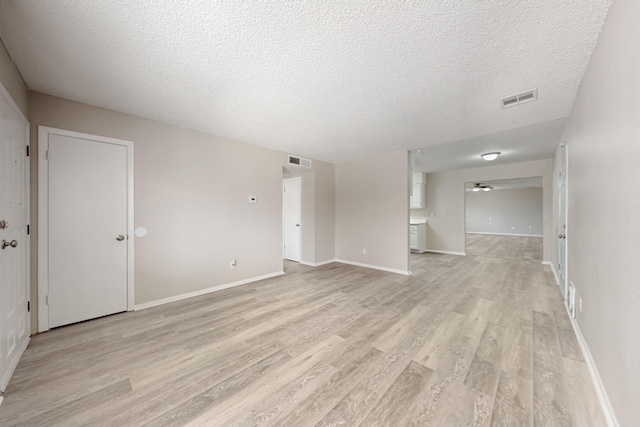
xmin=0 ymin=85 xmax=30 ymax=391
xmin=558 ymin=145 xmax=568 ymax=298
xmin=43 ymin=130 xmax=131 ymax=329
xmin=283 ymin=178 xmax=301 ymax=262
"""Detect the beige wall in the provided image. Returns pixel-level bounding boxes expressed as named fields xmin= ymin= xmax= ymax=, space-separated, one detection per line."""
xmin=335 ymin=150 xmax=409 ymax=273
xmin=466 ymin=188 xmax=543 ymax=236
xmin=413 ymin=159 xmax=553 ymax=260
xmin=28 ymin=92 xmax=335 ymax=333
xmin=0 ymin=38 xmax=27 ymax=117
xmin=555 ymin=0 xmax=640 ymax=423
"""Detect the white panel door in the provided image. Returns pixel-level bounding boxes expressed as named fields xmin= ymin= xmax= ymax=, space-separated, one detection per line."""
xmin=0 ymin=87 xmax=30 ymax=391
xmin=558 ymin=145 xmax=568 ymax=299
xmin=283 ymin=178 xmax=301 ymax=262
xmin=48 ymin=134 xmax=128 ymax=328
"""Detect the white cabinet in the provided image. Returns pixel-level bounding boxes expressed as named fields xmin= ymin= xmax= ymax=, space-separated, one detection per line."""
xmin=410 ymin=184 xmax=425 ymax=209
xmin=410 ymin=173 xmax=426 ymax=209
xmin=409 ymin=222 xmax=427 ymax=253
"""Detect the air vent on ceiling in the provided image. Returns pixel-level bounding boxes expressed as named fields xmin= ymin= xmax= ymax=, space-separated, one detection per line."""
xmin=500 ymin=89 xmax=538 ymax=108
xmin=288 ymin=155 xmax=312 ymax=168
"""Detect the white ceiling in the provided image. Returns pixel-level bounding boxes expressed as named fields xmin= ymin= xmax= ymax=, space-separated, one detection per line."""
xmin=0 ymin=1 xmax=611 ymax=164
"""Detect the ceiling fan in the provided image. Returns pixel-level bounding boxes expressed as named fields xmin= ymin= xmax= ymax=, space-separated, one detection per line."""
xmin=472 ymin=183 xmax=493 ymax=192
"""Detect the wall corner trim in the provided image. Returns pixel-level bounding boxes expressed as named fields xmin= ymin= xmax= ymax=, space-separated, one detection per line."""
xmin=134 ymin=271 xmax=285 ymax=311
xmin=564 ymin=305 xmax=621 ymax=427
xmin=334 ymin=259 xmax=411 ymax=276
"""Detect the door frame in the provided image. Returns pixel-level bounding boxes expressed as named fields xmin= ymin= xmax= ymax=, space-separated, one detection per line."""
xmin=37 ymin=126 xmax=135 ymax=332
xmin=282 ymin=177 xmax=302 ymax=262
xmin=0 ymin=82 xmax=31 ymax=391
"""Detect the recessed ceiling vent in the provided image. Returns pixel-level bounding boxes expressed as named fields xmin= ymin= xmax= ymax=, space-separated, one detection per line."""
xmin=288 ymin=155 xmax=312 ymax=168
xmin=500 ymin=89 xmax=538 ymax=108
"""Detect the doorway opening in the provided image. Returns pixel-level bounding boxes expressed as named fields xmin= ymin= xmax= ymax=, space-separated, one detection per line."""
xmin=464 ymin=177 xmax=543 ymax=262
xmin=282 ymin=177 xmax=302 ymax=263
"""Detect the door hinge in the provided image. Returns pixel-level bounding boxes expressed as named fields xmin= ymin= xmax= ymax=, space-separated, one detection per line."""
xmin=27 ymin=301 xmax=30 ymax=312
xmin=46 ymin=150 xmax=49 ymax=160
xmin=27 ymin=224 xmax=30 ymax=235
xmin=46 ymin=295 xmax=49 ymax=305
xmin=558 ymin=263 xmax=561 ymax=270
xmin=26 ymin=145 xmax=30 ymax=157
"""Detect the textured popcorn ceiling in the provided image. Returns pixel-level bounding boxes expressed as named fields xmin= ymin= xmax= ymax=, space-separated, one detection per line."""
xmin=0 ymin=0 xmax=611 ymax=164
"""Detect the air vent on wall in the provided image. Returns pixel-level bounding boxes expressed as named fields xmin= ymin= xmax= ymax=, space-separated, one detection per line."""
xmin=500 ymin=89 xmax=538 ymax=108
xmin=288 ymin=155 xmax=312 ymax=168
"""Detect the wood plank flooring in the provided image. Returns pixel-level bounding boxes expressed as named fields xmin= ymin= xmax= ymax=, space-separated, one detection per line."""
xmin=466 ymin=233 xmax=543 ymax=262
xmin=0 ymin=250 xmax=605 ymax=426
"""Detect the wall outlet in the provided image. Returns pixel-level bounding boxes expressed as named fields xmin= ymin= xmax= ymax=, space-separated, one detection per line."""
xmin=362 ymin=248 xmax=366 ymax=255
xmin=579 ymin=296 xmax=583 ymax=312
xmin=230 ymin=259 xmax=237 ymax=269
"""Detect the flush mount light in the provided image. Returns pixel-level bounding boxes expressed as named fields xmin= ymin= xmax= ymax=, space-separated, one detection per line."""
xmin=481 ymin=152 xmax=501 ymax=161
xmin=471 ymin=183 xmax=493 ymax=192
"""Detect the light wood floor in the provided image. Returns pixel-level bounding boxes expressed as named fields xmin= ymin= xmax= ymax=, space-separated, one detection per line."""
xmin=466 ymin=233 xmax=543 ymax=262
xmin=0 ymin=253 xmax=605 ymax=426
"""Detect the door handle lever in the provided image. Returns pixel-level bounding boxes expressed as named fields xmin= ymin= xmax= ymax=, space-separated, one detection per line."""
xmin=2 ymin=240 xmax=18 ymax=249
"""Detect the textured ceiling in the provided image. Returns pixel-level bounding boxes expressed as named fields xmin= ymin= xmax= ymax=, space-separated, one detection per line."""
xmin=0 ymin=0 xmax=611 ymax=164
xmin=413 ymin=118 xmax=566 ymax=173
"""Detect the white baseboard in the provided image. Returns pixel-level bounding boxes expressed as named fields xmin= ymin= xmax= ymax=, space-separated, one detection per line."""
xmin=334 ymin=259 xmax=411 ymax=276
xmin=564 ymin=304 xmax=620 ymax=427
xmin=134 ymin=271 xmax=285 ymax=310
xmin=300 ymin=259 xmax=337 ymax=267
xmin=424 ymin=249 xmax=466 ymax=256
xmin=466 ymin=231 xmax=543 ymax=237
xmin=0 ymin=337 xmax=30 ymax=392
xmin=541 ymin=261 xmax=561 ymax=286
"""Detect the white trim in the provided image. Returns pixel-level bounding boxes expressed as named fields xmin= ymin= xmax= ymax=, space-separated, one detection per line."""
xmin=0 ymin=84 xmax=28 ymax=124
xmin=135 ymin=271 xmax=285 ymax=310
xmin=0 ymin=337 xmax=29 ymax=392
xmin=300 ymin=259 xmax=337 ymax=267
xmin=424 ymin=249 xmax=467 ymax=256
xmin=37 ymin=126 xmax=135 ymax=332
xmin=541 ymin=260 xmax=561 ymax=285
xmin=334 ymin=259 xmax=411 ymax=276
xmin=466 ymin=231 xmax=543 ymax=237
xmin=563 ymin=304 xmax=620 ymax=427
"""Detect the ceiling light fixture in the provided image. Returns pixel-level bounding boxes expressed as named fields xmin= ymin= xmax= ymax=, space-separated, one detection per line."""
xmin=481 ymin=152 xmax=501 ymax=161
xmin=471 ymin=183 xmax=493 ymax=192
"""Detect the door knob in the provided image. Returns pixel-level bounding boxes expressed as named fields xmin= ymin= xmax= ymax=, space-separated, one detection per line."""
xmin=558 ymin=234 xmax=566 ymax=239
xmin=1 ymin=239 xmax=18 ymax=249
xmin=295 ymin=224 xmax=300 ymax=227
xmin=115 ymin=235 xmax=125 ymax=241
xmin=0 ymin=220 xmax=7 ymax=229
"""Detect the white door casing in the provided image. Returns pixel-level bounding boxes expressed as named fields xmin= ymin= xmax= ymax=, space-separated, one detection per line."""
xmin=283 ymin=177 xmax=301 ymax=262
xmin=0 ymin=83 xmax=30 ymax=392
xmin=38 ymin=127 xmax=134 ymax=332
